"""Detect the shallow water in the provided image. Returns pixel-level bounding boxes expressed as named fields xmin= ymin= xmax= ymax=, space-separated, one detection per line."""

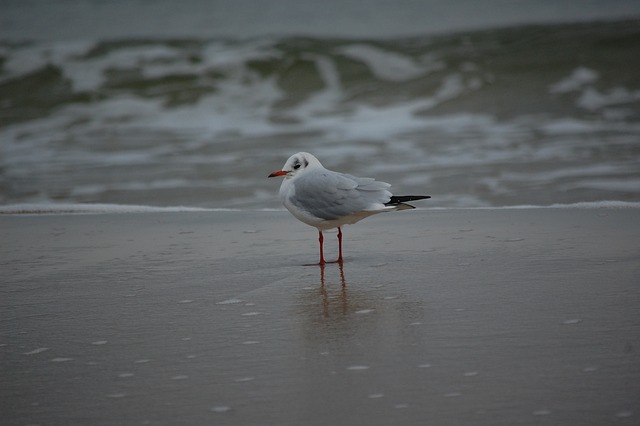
xmin=1 ymin=209 xmax=639 ymax=425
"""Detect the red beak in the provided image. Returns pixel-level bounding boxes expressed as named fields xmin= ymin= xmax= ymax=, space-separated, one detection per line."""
xmin=268 ymin=170 xmax=287 ymax=178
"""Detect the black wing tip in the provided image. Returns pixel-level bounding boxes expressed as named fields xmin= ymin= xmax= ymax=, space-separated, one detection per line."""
xmin=387 ymin=195 xmax=431 ymax=205
xmin=385 ymin=195 xmax=431 ymax=209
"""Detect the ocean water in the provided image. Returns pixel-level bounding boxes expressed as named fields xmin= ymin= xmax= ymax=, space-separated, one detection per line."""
xmin=1 ymin=2 xmax=640 ymax=209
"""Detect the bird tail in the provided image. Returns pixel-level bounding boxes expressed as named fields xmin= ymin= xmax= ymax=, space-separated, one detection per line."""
xmin=385 ymin=195 xmax=431 ymax=210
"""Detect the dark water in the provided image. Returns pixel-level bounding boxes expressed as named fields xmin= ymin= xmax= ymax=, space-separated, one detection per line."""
xmin=2 ymin=0 xmax=639 ymax=40
xmin=1 ymin=8 xmax=640 ymax=209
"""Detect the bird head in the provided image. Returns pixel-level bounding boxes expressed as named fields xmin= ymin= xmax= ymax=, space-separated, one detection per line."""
xmin=268 ymin=152 xmax=322 ymax=179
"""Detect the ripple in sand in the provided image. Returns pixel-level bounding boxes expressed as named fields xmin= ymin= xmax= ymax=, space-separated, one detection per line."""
xmin=24 ymin=347 xmax=49 ymax=355
xmin=107 ymin=393 xmax=127 ymax=399
xmin=171 ymin=375 xmax=189 ymax=380
xmin=347 ymin=365 xmax=370 ymax=371
xmin=51 ymin=357 xmax=73 ymax=362
xmin=217 ymin=298 xmax=243 ymax=305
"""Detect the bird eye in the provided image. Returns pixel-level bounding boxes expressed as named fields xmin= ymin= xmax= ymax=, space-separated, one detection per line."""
xmin=293 ymin=163 xmax=301 ymax=170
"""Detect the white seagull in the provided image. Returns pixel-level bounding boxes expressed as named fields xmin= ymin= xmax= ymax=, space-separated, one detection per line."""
xmin=268 ymin=152 xmax=430 ymax=265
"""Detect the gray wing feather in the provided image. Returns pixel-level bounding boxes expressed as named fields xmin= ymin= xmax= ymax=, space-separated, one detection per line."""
xmin=291 ymin=171 xmax=391 ymax=220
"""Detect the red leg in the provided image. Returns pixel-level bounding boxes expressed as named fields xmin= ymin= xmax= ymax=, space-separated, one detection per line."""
xmin=318 ymin=229 xmax=326 ymax=265
xmin=325 ymin=227 xmax=344 ymax=264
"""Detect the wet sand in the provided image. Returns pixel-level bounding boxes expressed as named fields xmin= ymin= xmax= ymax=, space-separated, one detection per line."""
xmin=1 ymin=208 xmax=639 ymax=425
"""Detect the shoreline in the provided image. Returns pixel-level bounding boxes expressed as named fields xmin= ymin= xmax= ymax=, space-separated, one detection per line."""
xmin=2 ymin=209 xmax=639 ymax=425
xmin=1 ymin=200 xmax=639 ymax=216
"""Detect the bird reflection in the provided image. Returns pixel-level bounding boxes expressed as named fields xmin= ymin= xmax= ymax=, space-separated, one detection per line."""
xmin=318 ymin=262 xmax=348 ymax=318
xmin=319 ymin=261 xmax=347 ymax=288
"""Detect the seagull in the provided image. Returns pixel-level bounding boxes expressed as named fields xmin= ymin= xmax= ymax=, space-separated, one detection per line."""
xmin=268 ymin=152 xmax=430 ymax=265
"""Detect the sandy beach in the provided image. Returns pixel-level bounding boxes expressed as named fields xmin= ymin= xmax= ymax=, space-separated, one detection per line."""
xmin=1 ymin=208 xmax=639 ymax=425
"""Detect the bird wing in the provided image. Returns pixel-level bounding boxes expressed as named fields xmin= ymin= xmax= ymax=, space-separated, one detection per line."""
xmin=290 ymin=170 xmax=392 ymax=220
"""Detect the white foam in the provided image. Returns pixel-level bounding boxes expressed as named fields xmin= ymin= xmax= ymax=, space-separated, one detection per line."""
xmin=549 ymin=67 xmax=599 ymax=94
xmin=0 ymin=203 xmax=221 ymax=215
xmin=338 ymin=44 xmax=438 ymax=81
xmin=539 ymin=118 xmax=595 ymax=134
xmin=0 ymin=40 xmax=96 ymax=84
xmin=68 ymin=178 xmax=220 ymax=197
xmin=68 ymin=44 xmax=184 ymax=92
xmin=3 ymin=200 xmax=638 ymax=216
xmin=549 ymin=68 xmax=640 ymax=112
xmin=578 ymin=86 xmax=640 ymax=111
xmin=285 ymin=54 xmax=344 ymax=120
xmin=531 ymin=201 xmax=640 ymax=209
xmin=424 ymin=201 xmax=640 ymax=210
xmin=496 ymin=164 xmax=632 ymax=185
xmin=561 ymin=178 xmax=640 ymax=193
xmin=201 ymin=39 xmax=279 ymax=69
